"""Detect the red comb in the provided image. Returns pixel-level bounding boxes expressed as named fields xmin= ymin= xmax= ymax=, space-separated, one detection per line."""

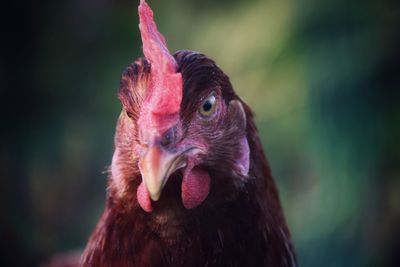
xmin=138 ymin=0 xmax=182 ymax=132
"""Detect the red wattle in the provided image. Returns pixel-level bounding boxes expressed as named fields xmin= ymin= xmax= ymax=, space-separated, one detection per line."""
xmin=137 ymin=181 xmax=152 ymax=212
xmin=181 ymin=167 xmax=210 ymax=209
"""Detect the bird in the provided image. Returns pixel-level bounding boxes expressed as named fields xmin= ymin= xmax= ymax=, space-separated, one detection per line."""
xmin=80 ymin=0 xmax=297 ymax=266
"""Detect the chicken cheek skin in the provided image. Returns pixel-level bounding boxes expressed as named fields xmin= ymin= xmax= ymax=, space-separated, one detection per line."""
xmin=182 ymin=167 xmax=210 ymax=209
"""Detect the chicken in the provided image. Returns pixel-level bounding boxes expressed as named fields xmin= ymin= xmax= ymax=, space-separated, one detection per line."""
xmin=81 ymin=0 xmax=296 ymax=266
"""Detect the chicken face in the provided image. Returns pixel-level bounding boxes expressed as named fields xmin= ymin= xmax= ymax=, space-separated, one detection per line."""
xmin=114 ymin=1 xmax=250 ymax=213
xmin=133 ymin=52 xmax=250 ymax=212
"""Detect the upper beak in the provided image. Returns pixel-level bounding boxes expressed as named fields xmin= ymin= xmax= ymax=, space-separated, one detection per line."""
xmin=139 ymin=145 xmax=187 ymax=201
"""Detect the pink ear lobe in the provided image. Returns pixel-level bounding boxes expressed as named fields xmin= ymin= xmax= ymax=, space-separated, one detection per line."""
xmin=236 ymin=137 xmax=250 ymax=177
xmin=181 ymin=167 xmax=210 ymax=209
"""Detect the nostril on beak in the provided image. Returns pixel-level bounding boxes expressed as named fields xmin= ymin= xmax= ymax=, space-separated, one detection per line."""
xmin=160 ymin=128 xmax=175 ymax=147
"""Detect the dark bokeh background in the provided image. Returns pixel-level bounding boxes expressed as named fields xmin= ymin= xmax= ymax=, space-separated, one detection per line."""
xmin=2 ymin=0 xmax=400 ymax=266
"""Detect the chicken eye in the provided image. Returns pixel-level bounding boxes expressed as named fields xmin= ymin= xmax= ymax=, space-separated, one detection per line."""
xmin=199 ymin=95 xmax=216 ymax=117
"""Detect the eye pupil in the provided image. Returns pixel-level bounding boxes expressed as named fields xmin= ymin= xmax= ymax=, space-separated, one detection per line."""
xmin=199 ymin=95 xmax=216 ymax=117
xmin=203 ymin=100 xmax=212 ymax=112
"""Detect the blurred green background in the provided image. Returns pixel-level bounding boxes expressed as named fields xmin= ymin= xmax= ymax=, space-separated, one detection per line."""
xmin=2 ymin=0 xmax=399 ymax=266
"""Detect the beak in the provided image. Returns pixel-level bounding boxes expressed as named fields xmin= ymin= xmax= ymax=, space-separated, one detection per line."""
xmin=139 ymin=145 xmax=187 ymax=201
